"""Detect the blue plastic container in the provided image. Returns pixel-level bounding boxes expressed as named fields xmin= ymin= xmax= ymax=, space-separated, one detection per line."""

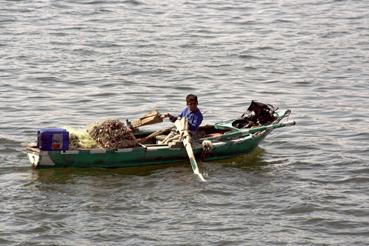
xmin=37 ymin=128 xmax=69 ymax=151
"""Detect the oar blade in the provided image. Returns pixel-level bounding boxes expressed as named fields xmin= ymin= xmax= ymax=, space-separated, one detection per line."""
xmin=175 ymin=118 xmax=206 ymax=182
xmin=131 ymin=110 xmax=163 ymax=128
xmin=183 ymin=138 xmax=206 ymax=182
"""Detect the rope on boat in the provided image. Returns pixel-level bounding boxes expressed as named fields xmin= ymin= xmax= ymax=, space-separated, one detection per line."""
xmin=201 ymin=140 xmax=213 ymax=160
xmin=64 ymin=127 xmax=98 ymax=150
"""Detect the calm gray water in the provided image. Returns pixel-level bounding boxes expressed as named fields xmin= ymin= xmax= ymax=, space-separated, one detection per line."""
xmin=1 ymin=0 xmax=369 ymax=245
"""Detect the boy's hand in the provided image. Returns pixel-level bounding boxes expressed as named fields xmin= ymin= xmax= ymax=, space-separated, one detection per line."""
xmin=162 ymin=113 xmax=177 ymax=122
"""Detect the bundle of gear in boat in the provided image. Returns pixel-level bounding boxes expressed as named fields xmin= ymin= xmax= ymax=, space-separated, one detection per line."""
xmin=36 ymin=101 xmax=282 ymax=152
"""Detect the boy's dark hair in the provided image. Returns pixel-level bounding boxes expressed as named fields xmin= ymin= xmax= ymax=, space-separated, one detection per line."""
xmin=186 ymin=94 xmax=198 ymax=104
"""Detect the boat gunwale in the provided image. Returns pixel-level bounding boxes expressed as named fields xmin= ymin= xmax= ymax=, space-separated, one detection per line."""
xmin=24 ymin=109 xmax=295 ymax=168
xmin=25 ymin=119 xmax=295 ymax=155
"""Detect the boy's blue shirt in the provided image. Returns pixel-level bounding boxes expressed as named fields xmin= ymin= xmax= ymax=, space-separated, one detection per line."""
xmin=179 ymin=107 xmax=203 ymax=132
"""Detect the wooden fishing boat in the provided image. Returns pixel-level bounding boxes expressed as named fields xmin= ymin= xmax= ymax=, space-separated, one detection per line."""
xmin=26 ymin=108 xmax=295 ymax=169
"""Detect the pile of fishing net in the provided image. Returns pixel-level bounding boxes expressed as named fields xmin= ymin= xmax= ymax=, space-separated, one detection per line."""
xmin=88 ymin=119 xmax=137 ymax=149
xmin=66 ymin=119 xmax=137 ymax=149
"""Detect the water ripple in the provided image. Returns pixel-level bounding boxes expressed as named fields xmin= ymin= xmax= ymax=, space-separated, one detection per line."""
xmin=1 ymin=0 xmax=369 ymax=245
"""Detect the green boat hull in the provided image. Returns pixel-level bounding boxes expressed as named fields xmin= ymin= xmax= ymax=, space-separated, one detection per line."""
xmin=27 ymin=128 xmax=269 ymax=168
xmin=27 ymin=112 xmax=295 ymax=169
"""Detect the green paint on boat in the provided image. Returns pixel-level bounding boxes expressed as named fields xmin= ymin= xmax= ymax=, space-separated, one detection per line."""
xmin=26 ymin=110 xmax=295 ymax=169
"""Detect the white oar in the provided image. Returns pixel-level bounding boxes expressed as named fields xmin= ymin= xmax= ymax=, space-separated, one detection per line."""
xmin=175 ymin=118 xmax=206 ymax=182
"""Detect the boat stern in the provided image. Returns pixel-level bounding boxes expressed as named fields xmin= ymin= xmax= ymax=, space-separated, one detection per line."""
xmin=26 ymin=146 xmax=56 ymax=168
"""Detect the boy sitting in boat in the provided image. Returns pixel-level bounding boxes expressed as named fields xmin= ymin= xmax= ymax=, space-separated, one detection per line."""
xmin=163 ymin=94 xmax=203 ymax=137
